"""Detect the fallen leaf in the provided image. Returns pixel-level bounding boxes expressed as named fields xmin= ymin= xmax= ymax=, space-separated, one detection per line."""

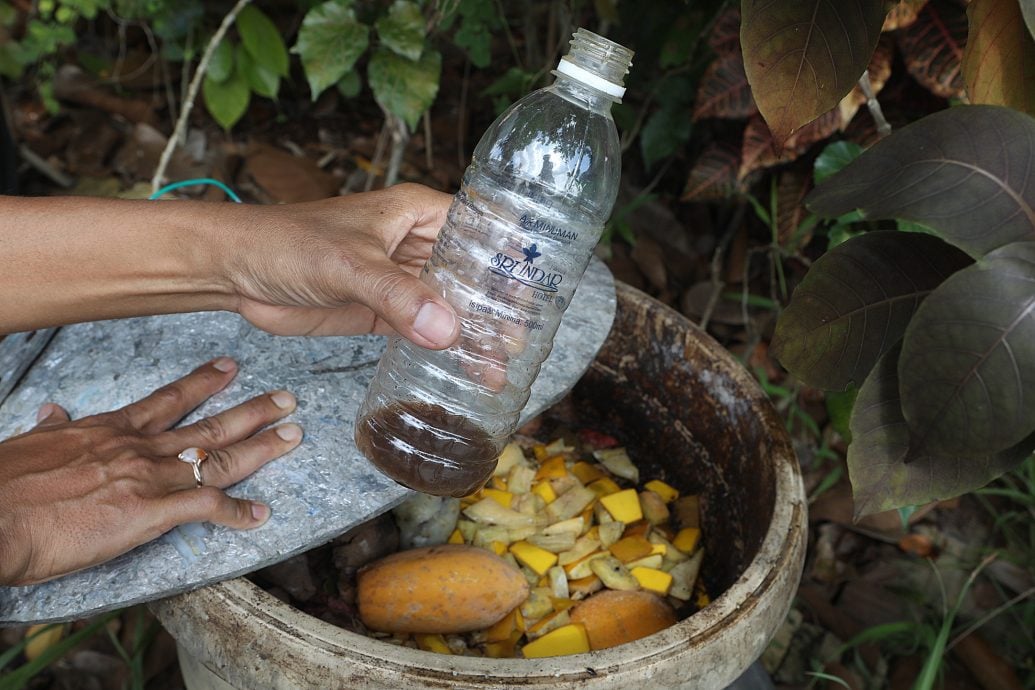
xmin=243 ymin=142 xmax=340 ymax=203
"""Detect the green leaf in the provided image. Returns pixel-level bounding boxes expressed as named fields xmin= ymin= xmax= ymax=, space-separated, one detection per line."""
xmin=640 ymin=105 xmax=692 ymax=169
xmin=963 ymin=0 xmax=1035 ymax=117
xmin=847 ymin=343 xmax=1033 ymax=517
xmin=806 ymin=105 xmax=1035 ymax=259
xmin=376 ymin=0 xmax=426 ymax=61
xmin=367 ymin=46 xmax=441 ymax=130
xmin=813 ymin=141 xmax=862 ymax=185
xmin=237 ymin=44 xmax=279 ymax=99
xmin=336 ymin=70 xmax=361 ymax=98
xmin=293 ymin=0 xmax=369 ymax=101
xmin=237 ymin=5 xmax=289 ymax=77
xmin=203 ymin=61 xmax=250 ymax=130
xmin=0 ymin=1 xmax=16 ymax=27
xmin=453 ymin=17 xmax=491 ymax=67
xmin=825 ymin=387 xmax=857 ymax=443
xmin=740 ymin=0 xmax=885 ymax=144
xmin=0 ymin=43 xmax=22 ymax=78
xmin=207 ymin=37 xmax=234 ymax=83
xmin=771 ymin=231 xmax=972 ymax=391
xmin=899 ymin=242 xmax=1035 ymax=457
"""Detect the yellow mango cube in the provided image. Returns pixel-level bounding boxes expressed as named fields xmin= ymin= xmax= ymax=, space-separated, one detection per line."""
xmin=600 ymin=489 xmax=643 ymax=523
xmin=631 ymin=566 xmax=674 ymax=595
xmin=532 ymin=481 xmax=558 ymax=504
xmin=521 ymin=623 xmax=591 ymax=658
xmin=490 ymin=541 xmax=508 ymax=556
xmin=608 ymin=535 xmax=654 ymax=563
xmin=588 ymin=477 xmax=622 ymax=498
xmin=673 ymin=527 xmax=701 ymax=554
xmin=571 ymin=461 xmax=605 ymax=484
xmin=415 ymin=633 xmax=452 ymax=655
xmin=536 ymin=455 xmax=568 ymax=480
xmin=511 ymin=540 xmax=559 ymax=576
xmin=447 ymin=528 xmax=465 ymax=544
xmin=644 ymin=479 xmax=679 ymax=503
xmin=485 ymin=608 xmax=519 ymax=643
xmin=482 ymin=488 xmax=514 ymax=509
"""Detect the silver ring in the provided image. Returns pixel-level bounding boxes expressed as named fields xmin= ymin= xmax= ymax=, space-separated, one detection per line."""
xmin=177 ymin=447 xmax=209 ymax=488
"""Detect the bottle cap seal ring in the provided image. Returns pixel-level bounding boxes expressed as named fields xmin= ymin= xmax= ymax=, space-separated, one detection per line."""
xmin=555 ymin=58 xmax=626 ymax=98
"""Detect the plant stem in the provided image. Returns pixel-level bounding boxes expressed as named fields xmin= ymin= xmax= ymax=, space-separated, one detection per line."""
xmin=151 ymin=0 xmax=253 ymax=192
xmin=384 ymin=112 xmax=410 ymax=188
xmin=858 ymin=71 xmax=891 ymax=138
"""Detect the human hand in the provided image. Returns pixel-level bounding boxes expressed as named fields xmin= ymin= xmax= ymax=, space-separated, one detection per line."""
xmin=222 ymin=183 xmax=460 ymax=349
xmin=0 ymin=357 xmax=300 ymax=587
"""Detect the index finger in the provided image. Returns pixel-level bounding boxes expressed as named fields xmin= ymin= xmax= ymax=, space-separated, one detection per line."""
xmin=121 ymin=357 xmax=238 ymax=434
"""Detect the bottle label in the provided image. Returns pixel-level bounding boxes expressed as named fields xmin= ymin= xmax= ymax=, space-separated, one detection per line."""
xmin=518 ymin=213 xmax=580 ymax=243
xmin=488 ymin=244 xmax=563 ymax=293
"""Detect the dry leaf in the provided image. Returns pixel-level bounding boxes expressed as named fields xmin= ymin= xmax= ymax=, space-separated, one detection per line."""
xmin=896 ymin=0 xmax=968 ymax=99
xmin=681 ymin=143 xmax=743 ymax=201
xmin=243 ymin=142 xmax=340 ymax=203
xmin=693 ymin=51 xmax=757 ymax=121
xmin=883 ymin=0 xmax=931 ymax=31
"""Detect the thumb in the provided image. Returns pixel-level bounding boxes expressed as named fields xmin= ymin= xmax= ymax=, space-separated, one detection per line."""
xmin=35 ymin=403 xmax=71 ymax=428
xmin=354 ymin=261 xmax=460 ymax=349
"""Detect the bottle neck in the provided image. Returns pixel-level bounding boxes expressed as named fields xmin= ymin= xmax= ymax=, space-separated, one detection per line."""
xmin=550 ymin=73 xmax=616 ymax=115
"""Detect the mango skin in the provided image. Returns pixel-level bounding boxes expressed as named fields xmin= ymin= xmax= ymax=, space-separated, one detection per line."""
xmin=357 ymin=544 xmax=530 ymax=634
xmin=570 ymin=589 xmax=678 ymax=650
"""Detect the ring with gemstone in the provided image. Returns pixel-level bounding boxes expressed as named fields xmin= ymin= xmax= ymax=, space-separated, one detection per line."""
xmin=177 ymin=447 xmax=209 ymax=488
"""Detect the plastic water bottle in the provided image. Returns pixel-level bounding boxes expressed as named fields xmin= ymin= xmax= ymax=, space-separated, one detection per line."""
xmin=355 ymin=29 xmax=634 ymax=497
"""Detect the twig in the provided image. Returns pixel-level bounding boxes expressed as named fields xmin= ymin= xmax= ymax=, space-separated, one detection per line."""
xmin=858 ymin=71 xmax=891 ymax=138
xmin=364 ymin=119 xmax=390 ymax=192
xmin=423 ymin=109 xmax=433 ymax=172
xmin=945 ymin=584 xmax=1035 ymax=653
xmin=384 ymin=112 xmax=410 ymax=188
xmin=151 ymin=0 xmax=253 ymax=192
xmin=18 ymin=145 xmax=74 ymax=188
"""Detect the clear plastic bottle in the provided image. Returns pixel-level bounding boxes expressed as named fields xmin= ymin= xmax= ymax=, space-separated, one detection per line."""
xmin=355 ymin=29 xmax=634 ymax=497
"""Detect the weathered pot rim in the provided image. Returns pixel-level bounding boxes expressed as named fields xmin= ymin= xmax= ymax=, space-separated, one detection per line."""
xmin=155 ymin=283 xmax=808 ymax=687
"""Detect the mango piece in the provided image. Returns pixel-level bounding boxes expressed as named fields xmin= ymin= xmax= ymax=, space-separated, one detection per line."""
xmin=673 ymin=494 xmax=701 ymax=529
xmin=564 ymin=552 xmax=608 ymax=579
xmin=447 ymin=528 xmax=464 ymax=545
xmin=588 ymin=477 xmax=622 ymax=498
xmin=600 ymin=489 xmax=643 ymax=524
xmin=589 ymin=555 xmax=639 ymax=591
xmin=521 ymin=623 xmax=591 ymax=658
xmin=593 ymin=447 xmax=639 ymax=483
xmin=545 ymin=486 xmax=596 ymax=523
xmin=485 ymin=608 xmax=519 ymax=643
xmin=568 ymin=574 xmax=604 ymax=599
xmin=535 ymin=455 xmax=568 ymax=480
xmin=673 ymin=527 xmax=701 ymax=554
xmin=24 ymin=623 xmax=66 ymax=662
xmin=357 ymin=544 xmax=529 ymax=634
xmin=630 ymin=566 xmax=673 ymax=595
xmin=608 ymin=535 xmax=654 ymax=563
xmin=644 ymin=479 xmax=679 ymax=503
xmin=558 ymin=534 xmax=602 ymax=566
xmin=521 ymin=587 xmax=555 ymax=621
xmin=507 ymin=465 xmax=536 ymax=494
xmin=510 ymin=541 xmax=559 ymax=575
xmin=542 ymin=516 xmax=584 ymax=536
xmin=526 ymin=610 xmax=571 ymax=637
xmin=494 ymin=442 xmax=526 ymax=477
xmin=482 ymin=488 xmax=514 ymax=509
xmin=570 ymin=590 xmax=677 ymax=650
xmin=415 ymin=633 xmax=453 ymax=654
xmin=532 ymin=481 xmax=557 ymax=504
xmin=625 ymin=554 xmax=664 ymax=571
xmin=527 ymin=531 xmax=577 ymax=553
xmin=464 ymin=497 xmax=537 ymax=527
xmin=571 ymin=461 xmax=604 ymax=484
xmin=639 ymin=490 xmax=671 ymax=526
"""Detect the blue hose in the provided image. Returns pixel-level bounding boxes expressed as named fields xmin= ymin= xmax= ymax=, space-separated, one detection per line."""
xmin=148 ymin=177 xmax=243 ymax=203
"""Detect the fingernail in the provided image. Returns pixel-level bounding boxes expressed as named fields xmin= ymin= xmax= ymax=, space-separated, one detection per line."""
xmin=212 ymin=357 xmax=237 ymax=373
xmin=413 ymin=302 xmax=456 ymax=345
xmin=276 ymin=424 xmax=302 ymax=442
xmin=251 ymin=502 xmax=270 ymax=522
xmin=271 ymin=391 xmax=296 ymax=410
xmin=36 ymin=404 xmax=54 ymax=423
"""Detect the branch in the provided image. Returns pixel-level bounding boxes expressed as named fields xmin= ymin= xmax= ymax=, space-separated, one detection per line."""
xmin=858 ymin=70 xmax=891 ymax=139
xmin=151 ymin=0 xmax=253 ymax=192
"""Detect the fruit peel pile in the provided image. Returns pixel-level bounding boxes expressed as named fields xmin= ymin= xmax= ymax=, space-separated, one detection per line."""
xmin=355 ymin=434 xmax=708 ymax=659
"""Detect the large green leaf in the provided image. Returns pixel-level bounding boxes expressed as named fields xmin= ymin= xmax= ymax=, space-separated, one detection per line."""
xmin=847 ymin=343 xmax=1033 ymax=517
xmin=898 ymin=242 xmax=1035 ymax=457
xmin=806 ymin=105 xmax=1035 ymax=259
xmin=203 ymin=62 xmax=250 ymax=130
xmin=237 ymin=44 xmax=279 ymax=99
xmin=376 ymin=0 xmax=425 ymax=62
xmin=293 ymin=0 xmax=369 ymax=101
xmin=740 ymin=0 xmax=885 ymax=144
xmin=963 ymin=0 xmax=1035 ymax=116
xmin=367 ymin=46 xmax=441 ymax=131
xmin=771 ymin=231 xmax=971 ymax=391
xmin=207 ymin=37 xmax=234 ymax=83
xmin=237 ymin=5 xmax=289 ymax=77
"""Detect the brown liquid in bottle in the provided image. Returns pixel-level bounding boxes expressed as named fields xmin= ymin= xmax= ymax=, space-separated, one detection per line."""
xmin=354 ymin=401 xmax=500 ymax=497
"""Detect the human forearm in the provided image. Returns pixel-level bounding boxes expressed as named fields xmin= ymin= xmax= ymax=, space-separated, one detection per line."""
xmin=0 ymin=195 xmax=236 ymax=333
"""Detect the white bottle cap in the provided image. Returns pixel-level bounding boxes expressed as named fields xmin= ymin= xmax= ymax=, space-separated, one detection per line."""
xmin=555 ymin=57 xmax=627 ymax=98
